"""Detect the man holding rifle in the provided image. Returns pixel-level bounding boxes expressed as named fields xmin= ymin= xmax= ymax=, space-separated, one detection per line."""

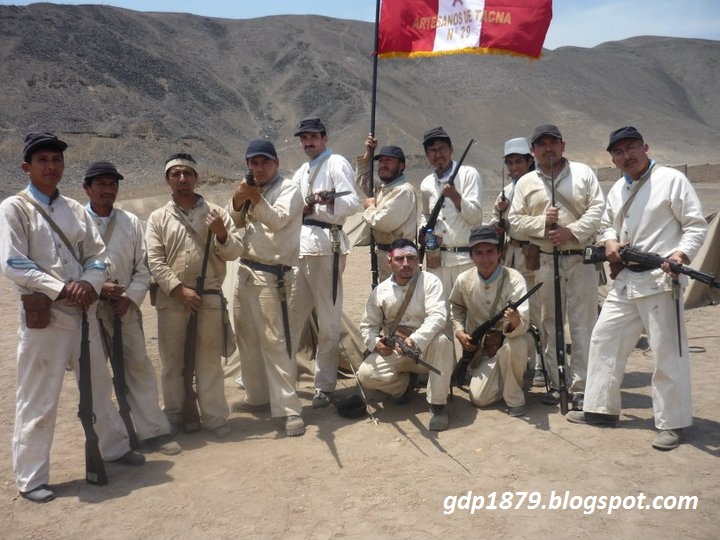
xmin=0 ymin=133 xmax=143 ymax=503
xmin=83 ymin=161 xmax=181 ymax=455
xmin=290 ymin=117 xmax=360 ymax=409
xmin=358 ymin=239 xmax=454 ymax=431
xmin=355 ymin=135 xmax=417 ymax=281
xmin=567 ymin=127 xmax=706 ymax=451
xmin=449 ymin=226 xmax=534 ymax=416
xmin=508 ymin=125 xmax=605 ymax=409
xmin=147 ymin=153 xmax=242 ymax=438
xmin=227 ymin=140 xmax=306 ymax=437
xmin=419 ymin=127 xmax=483 ymax=296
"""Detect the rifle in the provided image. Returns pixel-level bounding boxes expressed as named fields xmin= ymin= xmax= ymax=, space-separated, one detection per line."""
xmin=182 ymin=229 xmax=213 ymax=432
xmin=452 ymin=282 xmax=543 ymax=387
xmin=304 ymin=189 xmax=351 ymax=206
xmin=419 ymin=139 xmax=474 ymax=264
xmin=382 ymin=335 xmax=441 ymax=376
xmin=583 ymin=245 xmax=720 ymax=288
xmin=77 ymin=311 xmax=108 ymax=485
xmin=242 ymin=170 xmax=255 ymax=213
xmin=498 ymin=163 xmax=508 ymax=232
xmin=99 ymin=315 xmax=139 ymax=449
xmin=549 ymin=158 xmax=570 ymax=415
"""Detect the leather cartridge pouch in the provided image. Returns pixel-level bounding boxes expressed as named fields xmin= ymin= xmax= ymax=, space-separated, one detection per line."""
xmin=21 ymin=292 xmax=52 ymax=329
xmin=481 ymin=329 xmax=506 ymax=359
xmin=425 ymin=234 xmax=443 ymax=269
xmin=522 ymin=243 xmax=540 ymax=271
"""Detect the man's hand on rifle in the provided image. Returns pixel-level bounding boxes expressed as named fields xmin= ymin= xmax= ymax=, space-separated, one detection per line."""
xmin=503 ymin=307 xmax=521 ymax=333
xmin=496 ymin=198 xmax=510 ymax=214
xmin=172 ymin=284 xmax=202 ymax=314
xmin=545 ymin=207 xmax=574 ymax=246
xmin=375 ymin=337 xmax=395 ymax=357
xmin=662 ymin=251 xmax=689 ymax=278
xmin=205 ymin=210 xmax=227 ymax=244
xmin=363 ymin=196 xmax=376 ymax=210
xmin=64 ymin=280 xmax=98 ymax=311
xmin=232 ymin=178 xmax=260 ymax=211
xmin=603 ymin=239 xmax=625 ymax=263
xmin=455 ymin=330 xmax=479 ymax=353
xmin=442 ymin=182 xmax=462 ymax=210
xmin=361 ymin=133 xmax=378 ymax=161
xmin=101 ymin=281 xmax=125 ymax=301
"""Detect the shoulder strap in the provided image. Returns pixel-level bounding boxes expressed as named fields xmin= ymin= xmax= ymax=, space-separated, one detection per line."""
xmin=387 ymin=272 xmax=420 ymax=336
xmin=18 ymin=191 xmax=78 ymax=261
xmin=617 ymin=163 xmax=654 ymax=233
xmin=165 ymin=204 xmax=222 ymax=281
xmin=306 ymin=153 xmax=332 ymax=195
xmin=99 ymin=211 xmax=118 ymax=246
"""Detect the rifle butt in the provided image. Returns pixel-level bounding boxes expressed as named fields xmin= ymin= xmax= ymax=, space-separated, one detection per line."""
xmin=85 ymin=438 xmax=108 ymax=485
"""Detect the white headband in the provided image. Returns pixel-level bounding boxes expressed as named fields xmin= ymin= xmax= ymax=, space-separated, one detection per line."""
xmin=165 ymin=158 xmax=197 ymax=174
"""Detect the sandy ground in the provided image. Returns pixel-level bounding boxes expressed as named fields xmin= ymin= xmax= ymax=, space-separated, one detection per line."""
xmin=1 ymin=181 xmax=719 ymax=539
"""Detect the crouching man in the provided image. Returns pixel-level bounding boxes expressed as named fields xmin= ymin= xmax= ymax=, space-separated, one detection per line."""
xmin=358 ymin=239 xmax=454 ymax=430
xmin=450 ymin=225 xmax=533 ymax=417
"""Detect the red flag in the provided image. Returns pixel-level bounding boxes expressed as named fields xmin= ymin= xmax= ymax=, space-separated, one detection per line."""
xmin=378 ymin=0 xmax=553 ymax=59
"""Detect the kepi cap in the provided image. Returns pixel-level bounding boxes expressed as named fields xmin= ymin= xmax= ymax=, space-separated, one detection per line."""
xmin=373 ymin=145 xmax=405 ymax=162
xmin=294 ymin=117 xmax=326 ymax=136
xmin=422 ymin=126 xmax=451 ymax=147
xmin=84 ymin=161 xmax=123 ymax=183
xmin=504 ymin=137 xmax=531 ymax=157
xmin=245 ymin=139 xmax=278 ymax=160
xmin=530 ymin=124 xmax=562 ymax=145
xmin=469 ymin=225 xmax=500 ymax=248
xmin=23 ymin=131 xmax=68 ymax=162
xmin=606 ymin=126 xmax=644 ymax=152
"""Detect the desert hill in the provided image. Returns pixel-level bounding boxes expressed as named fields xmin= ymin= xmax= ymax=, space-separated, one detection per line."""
xmin=1 ymin=4 xmax=719 ymax=199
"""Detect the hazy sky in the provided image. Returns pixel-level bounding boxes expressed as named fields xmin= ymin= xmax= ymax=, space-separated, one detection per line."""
xmin=3 ymin=0 xmax=719 ymax=49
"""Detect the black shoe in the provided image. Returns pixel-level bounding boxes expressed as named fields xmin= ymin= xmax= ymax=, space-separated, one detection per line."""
xmin=542 ymin=389 xmax=560 ymax=405
xmin=428 ymin=404 xmax=449 ymax=431
xmin=20 ymin=485 xmax=55 ymax=503
xmin=110 ymin=450 xmax=146 ymax=466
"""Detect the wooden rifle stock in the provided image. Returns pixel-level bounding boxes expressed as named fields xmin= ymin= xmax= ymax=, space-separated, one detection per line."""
xmin=77 ymin=311 xmax=108 ymax=485
xmin=182 ymin=229 xmax=213 ymax=432
xmin=419 ymin=138 xmax=474 ymax=264
xmin=550 ymin=160 xmax=569 ymax=415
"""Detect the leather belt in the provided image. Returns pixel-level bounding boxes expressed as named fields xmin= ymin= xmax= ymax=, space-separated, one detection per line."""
xmin=303 ymin=218 xmax=342 ymax=231
xmin=241 ymin=258 xmax=292 ymax=274
xmin=540 ymin=249 xmax=584 ymax=256
xmin=440 ymin=246 xmax=470 ymax=253
xmin=508 ymin=238 xmax=529 ymax=247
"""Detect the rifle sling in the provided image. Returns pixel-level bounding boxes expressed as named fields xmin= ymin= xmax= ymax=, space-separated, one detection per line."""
xmin=17 ymin=191 xmax=81 ymax=262
xmin=387 ymin=272 xmax=420 ymax=338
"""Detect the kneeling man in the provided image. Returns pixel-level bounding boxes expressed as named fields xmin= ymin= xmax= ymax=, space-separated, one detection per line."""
xmin=358 ymin=239 xmax=454 ymax=430
xmin=450 ymin=225 xmax=532 ymax=416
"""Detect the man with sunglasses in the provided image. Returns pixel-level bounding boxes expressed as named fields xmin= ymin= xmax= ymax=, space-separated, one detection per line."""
xmin=567 ymin=127 xmax=706 ymax=451
xmin=358 ymin=239 xmax=454 ymax=431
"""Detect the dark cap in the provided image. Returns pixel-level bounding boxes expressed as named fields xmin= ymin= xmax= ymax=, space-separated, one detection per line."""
xmin=422 ymin=126 xmax=452 ymax=147
xmin=530 ymin=124 xmax=563 ymax=145
xmin=294 ymin=117 xmax=326 ymax=136
xmin=373 ymin=145 xmax=405 ymax=162
xmin=83 ymin=161 xmax=124 ymax=183
xmin=23 ymin=131 xmax=68 ymax=162
xmin=245 ymin=139 xmax=278 ymax=160
xmin=469 ymin=225 xmax=500 ymax=247
xmin=606 ymin=126 xmax=644 ymax=152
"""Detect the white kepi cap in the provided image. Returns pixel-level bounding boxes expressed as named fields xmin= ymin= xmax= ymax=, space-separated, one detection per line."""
xmin=504 ymin=137 xmax=531 ymax=157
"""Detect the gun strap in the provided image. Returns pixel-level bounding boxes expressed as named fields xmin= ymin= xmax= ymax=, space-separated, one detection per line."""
xmin=306 ymin=154 xmax=332 ymax=197
xmin=17 ymin=191 xmax=80 ymax=262
xmin=387 ymin=272 xmax=420 ymax=337
xmin=166 ymin=203 xmax=224 ymax=283
xmin=540 ymin=171 xmax=583 ymax=223
xmin=617 ymin=162 xmax=655 ymax=234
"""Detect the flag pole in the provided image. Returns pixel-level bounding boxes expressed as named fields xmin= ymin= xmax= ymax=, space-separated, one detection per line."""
xmin=368 ymin=0 xmax=381 ymax=289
